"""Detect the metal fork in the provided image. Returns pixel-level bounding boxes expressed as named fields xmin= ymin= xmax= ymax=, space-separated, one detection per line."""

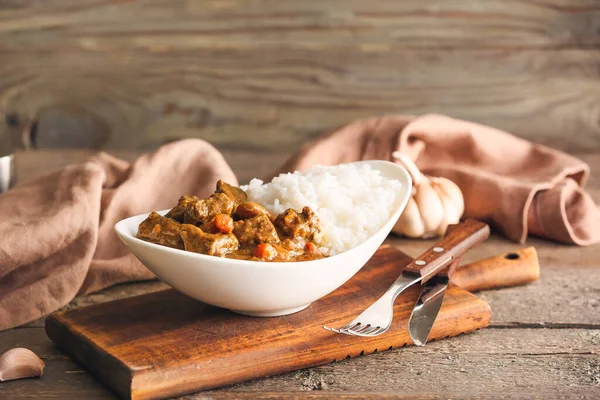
xmin=323 ymin=219 xmax=490 ymax=337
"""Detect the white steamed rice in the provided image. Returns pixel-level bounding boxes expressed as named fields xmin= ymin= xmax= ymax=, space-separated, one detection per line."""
xmin=241 ymin=163 xmax=402 ymax=255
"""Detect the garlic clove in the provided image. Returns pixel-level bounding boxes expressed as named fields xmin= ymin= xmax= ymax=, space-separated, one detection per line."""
xmin=437 ymin=180 xmax=465 ymax=231
xmin=415 ymin=182 xmax=445 ymax=235
xmin=394 ymin=196 xmax=425 ymax=238
xmin=431 ymin=183 xmax=457 ymax=235
xmin=434 ymin=177 xmax=464 ymax=217
xmin=0 ymin=348 xmax=45 ymax=382
xmin=442 ymin=198 xmax=463 ymax=226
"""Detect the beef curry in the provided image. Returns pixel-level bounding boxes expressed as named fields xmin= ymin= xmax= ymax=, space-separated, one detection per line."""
xmin=136 ymin=180 xmax=325 ymax=262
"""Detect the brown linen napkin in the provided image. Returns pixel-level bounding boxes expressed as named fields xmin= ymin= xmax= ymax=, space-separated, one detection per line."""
xmin=1 ymin=114 xmax=599 ymax=330
xmin=279 ymin=114 xmax=599 ymax=245
xmin=0 ymin=140 xmax=236 ymax=330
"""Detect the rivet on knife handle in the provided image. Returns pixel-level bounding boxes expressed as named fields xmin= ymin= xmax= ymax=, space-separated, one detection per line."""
xmin=403 ymin=219 xmax=491 ymax=283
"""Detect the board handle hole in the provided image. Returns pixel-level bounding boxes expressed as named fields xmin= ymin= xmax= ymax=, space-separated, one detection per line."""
xmin=505 ymin=253 xmax=520 ymax=260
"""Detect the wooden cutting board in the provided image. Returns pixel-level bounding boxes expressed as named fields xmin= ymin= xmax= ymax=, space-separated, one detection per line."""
xmin=45 ymin=245 xmax=491 ymax=400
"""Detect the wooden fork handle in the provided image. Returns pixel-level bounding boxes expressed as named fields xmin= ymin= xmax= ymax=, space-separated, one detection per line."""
xmin=451 ymin=247 xmax=540 ymax=292
xmin=403 ymin=219 xmax=491 ymax=282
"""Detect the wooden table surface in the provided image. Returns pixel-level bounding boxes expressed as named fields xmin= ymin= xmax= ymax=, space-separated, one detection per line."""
xmin=1 ymin=149 xmax=599 ymax=399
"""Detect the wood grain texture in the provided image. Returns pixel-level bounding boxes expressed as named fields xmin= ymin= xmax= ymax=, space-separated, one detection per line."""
xmin=2 ymin=327 xmax=599 ymax=399
xmin=1 ymin=0 xmax=600 ymax=151
xmin=45 ymin=246 xmax=491 ymax=400
xmin=12 ymin=149 xmax=291 ymax=185
xmin=1 ymin=0 xmax=599 ymax=49
xmin=451 ymin=247 xmax=540 ymax=292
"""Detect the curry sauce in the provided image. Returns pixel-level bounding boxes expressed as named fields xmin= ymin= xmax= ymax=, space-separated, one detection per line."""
xmin=136 ymin=180 xmax=325 ymax=262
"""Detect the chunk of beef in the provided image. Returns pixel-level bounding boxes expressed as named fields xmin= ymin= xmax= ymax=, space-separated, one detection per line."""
xmin=200 ymin=214 xmax=234 ymax=234
xmin=137 ymin=212 xmax=184 ymax=249
xmin=274 ymin=206 xmax=320 ymax=241
xmin=234 ymin=201 xmax=272 ymax=220
xmin=183 ymin=193 xmax=234 ymax=225
xmin=216 ymin=180 xmax=247 ymax=205
xmin=233 ymin=214 xmax=280 ymax=247
xmin=165 ymin=195 xmax=200 ymax=222
xmin=180 ymin=224 xmax=239 ymax=256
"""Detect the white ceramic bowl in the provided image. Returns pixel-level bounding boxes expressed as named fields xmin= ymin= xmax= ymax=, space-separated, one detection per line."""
xmin=114 ymin=160 xmax=412 ymax=317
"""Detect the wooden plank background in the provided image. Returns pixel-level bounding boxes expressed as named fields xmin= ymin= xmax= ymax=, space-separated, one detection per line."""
xmin=1 ymin=0 xmax=599 ymax=152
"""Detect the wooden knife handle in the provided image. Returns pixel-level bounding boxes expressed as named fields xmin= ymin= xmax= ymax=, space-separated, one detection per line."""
xmin=451 ymin=247 xmax=540 ymax=292
xmin=435 ymin=259 xmax=460 ymax=282
xmin=403 ymin=219 xmax=490 ymax=282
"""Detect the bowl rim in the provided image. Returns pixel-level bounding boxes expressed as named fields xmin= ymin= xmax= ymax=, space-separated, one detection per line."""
xmin=114 ymin=160 xmax=412 ymax=268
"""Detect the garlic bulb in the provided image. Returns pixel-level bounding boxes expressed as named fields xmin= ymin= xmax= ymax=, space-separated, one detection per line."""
xmin=392 ymin=151 xmax=464 ymax=238
xmin=0 ymin=348 xmax=45 ymax=382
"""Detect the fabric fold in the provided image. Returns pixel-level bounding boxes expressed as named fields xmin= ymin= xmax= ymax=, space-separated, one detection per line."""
xmin=0 ymin=139 xmax=236 ymax=330
xmin=278 ymin=114 xmax=598 ymax=246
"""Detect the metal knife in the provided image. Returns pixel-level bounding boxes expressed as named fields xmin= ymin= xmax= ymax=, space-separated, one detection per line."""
xmin=408 ymin=246 xmax=541 ymax=346
xmin=408 ymin=264 xmax=456 ymax=346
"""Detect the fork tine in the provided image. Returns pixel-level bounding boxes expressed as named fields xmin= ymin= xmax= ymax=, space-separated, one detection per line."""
xmin=348 ymin=322 xmax=362 ymax=330
xmin=349 ymin=324 xmax=371 ymax=334
xmin=369 ymin=327 xmax=388 ymax=336
xmin=323 ymin=322 xmax=360 ymax=335
xmin=324 ymin=325 xmax=388 ymax=337
xmin=360 ymin=326 xmax=381 ymax=335
xmin=340 ymin=322 xmax=361 ymax=333
xmin=355 ymin=326 xmax=387 ymax=337
xmin=350 ymin=327 xmax=376 ymax=336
